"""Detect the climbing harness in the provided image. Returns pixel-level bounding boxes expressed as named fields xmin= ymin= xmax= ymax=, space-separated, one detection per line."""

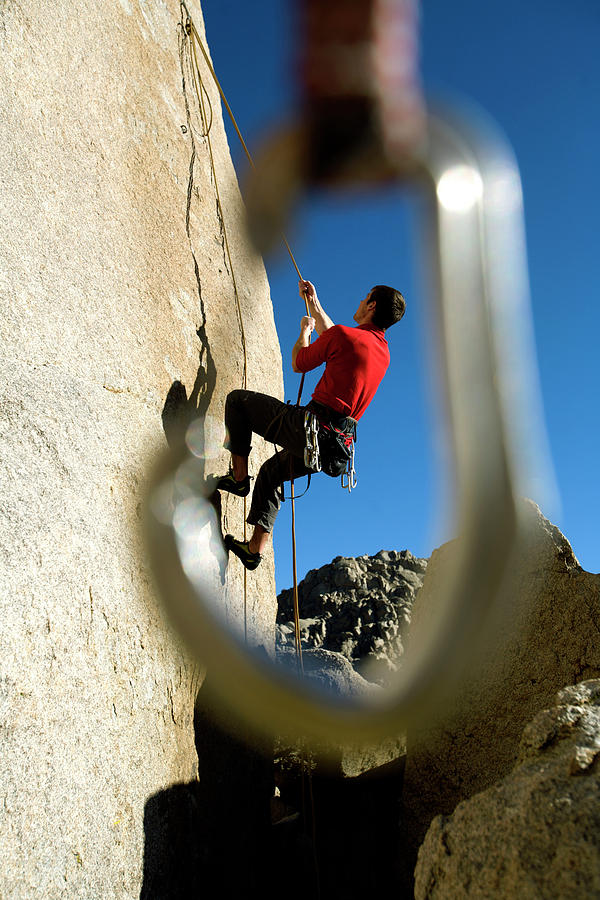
xmin=305 ymin=401 xmax=357 ymax=483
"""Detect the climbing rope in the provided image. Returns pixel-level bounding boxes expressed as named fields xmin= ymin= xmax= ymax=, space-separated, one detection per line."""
xmin=184 ymin=13 xmax=304 ymax=281
xmin=182 ymin=0 xmax=423 ymax=681
xmin=182 ymin=7 xmax=309 ymax=668
xmin=183 ymin=11 xmax=252 ymax=638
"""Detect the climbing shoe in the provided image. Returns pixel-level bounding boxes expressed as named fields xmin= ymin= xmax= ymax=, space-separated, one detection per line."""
xmin=224 ymin=534 xmax=262 ymax=571
xmin=216 ymin=471 xmax=251 ymax=498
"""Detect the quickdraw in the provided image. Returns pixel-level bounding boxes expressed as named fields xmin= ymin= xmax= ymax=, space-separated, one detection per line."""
xmin=303 ymin=411 xmax=321 ymax=472
xmin=341 ymin=441 xmax=357 ymax=492
xmin=309 ymin=413 xmax=357 ymax=488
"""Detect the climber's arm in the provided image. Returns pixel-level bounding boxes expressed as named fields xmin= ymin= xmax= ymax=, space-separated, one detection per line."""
xmin=292 ymin=316 xmax=317 ymax=373
xmin=293 ymin=318 xmax=335 ymax=374
xmin=299 ymin=279 xmax=335 ymax=335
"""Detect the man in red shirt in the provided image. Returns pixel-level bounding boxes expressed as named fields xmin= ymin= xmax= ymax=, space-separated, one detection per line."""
xmin=217 ymin=279 xmax=406 ymax=569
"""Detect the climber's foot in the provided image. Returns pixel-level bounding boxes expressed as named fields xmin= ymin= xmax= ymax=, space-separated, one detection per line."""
xmin=216 ymin=471 xmax=251 ymax=498
xmin=224 ymin=534 xmax=262 ymax=571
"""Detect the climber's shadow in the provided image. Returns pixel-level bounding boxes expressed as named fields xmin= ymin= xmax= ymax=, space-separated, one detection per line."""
xmin=161 ymin=324 xmax=215 ymax=467
xmin=160 ymin=326 xmax=227 ymax=583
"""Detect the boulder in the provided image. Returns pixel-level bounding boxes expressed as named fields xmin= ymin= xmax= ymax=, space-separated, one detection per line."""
xmin=414 ymin=680 xmax=600 ymax=899
xmin=0 ymin=2 xmax=282 ymax=896
xmin=402 ymin=500 xmax=600 ymax=867
xmin=277 ymin=647 xmax=380 ymax=699
xmin=277 ymin=549 xmax=427 ymax=683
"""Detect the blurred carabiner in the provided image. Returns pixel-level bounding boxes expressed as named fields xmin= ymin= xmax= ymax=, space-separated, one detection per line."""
xmin=143 ymin=99 xmax=555 ymax=748
xmin=244 ymin=0 xmax=426 ymax=254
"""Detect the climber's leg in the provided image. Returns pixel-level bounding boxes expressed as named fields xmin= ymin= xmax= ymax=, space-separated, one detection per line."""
xmin=247 ymin=449 xmax=310 ymax=534
xmin=231 ymin=452 xmax=248 ymax=482
xmin=223 ymin=390 xmax=307 ymax=465
xmin=248 ymin=524 xmax=269 ymax=555
xmin=223 ymin=523 xmax=269 ymax=571
xmin=221 ymin=395 xmax=312 ymax=569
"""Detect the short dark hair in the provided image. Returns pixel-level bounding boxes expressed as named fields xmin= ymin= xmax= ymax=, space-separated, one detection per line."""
xmin=370 ymin=285 xmax=406 ymax=330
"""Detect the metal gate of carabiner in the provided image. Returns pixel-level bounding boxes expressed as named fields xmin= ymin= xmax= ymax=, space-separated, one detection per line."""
xmin=341 ymin=441 xmax=357 ymax=492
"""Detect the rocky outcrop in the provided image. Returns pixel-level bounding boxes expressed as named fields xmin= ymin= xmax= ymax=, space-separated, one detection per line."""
xmin=414 ymin=680 xmax=600 ymax=899
xmin=0 ymin=2 xmax=282 ymax=896
xmin=277 ymin=549 xmax=427 ymax=683
xmin=275 ymin=550 xmax=426 ymax=785
xmin=402 ymin=500 xmax=600 ymax=872
xmin=277 ymin=647 xmax=381 ymax=697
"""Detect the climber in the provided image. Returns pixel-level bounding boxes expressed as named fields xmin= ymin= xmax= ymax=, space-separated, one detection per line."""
xmin=217 ymin=279 xmax=406 ymax=570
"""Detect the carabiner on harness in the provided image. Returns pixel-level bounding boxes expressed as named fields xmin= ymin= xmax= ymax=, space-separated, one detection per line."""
xmin=341 ymin=440 xmax=357 ymax=492
xmin=303 ymin=411 xmax=321 ymax=472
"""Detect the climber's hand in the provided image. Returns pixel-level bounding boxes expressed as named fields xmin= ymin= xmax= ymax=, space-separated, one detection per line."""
xmin=298 ymin=282 xmax=334 ymax=334
xmin=300 ymin=315 xmax=315 ymax=336
xmin=300 ymin=279 xmax=317 ymax=305
xmin=292 ymin=316 xmax=316 ymax=371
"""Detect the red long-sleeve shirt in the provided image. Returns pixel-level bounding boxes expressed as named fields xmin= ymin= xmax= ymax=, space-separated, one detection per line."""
xmin=295 ymin=323 xmax=389 ymax=420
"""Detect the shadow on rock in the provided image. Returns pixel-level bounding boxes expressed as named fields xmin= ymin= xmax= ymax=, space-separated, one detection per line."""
xmin=160 ymin=324 xmax=226 ymax=582
xmin=139 ymin=781 xmax=204 ymax=900
xmin=140 ymin=678 xmax=274 ymax=899
xmin=161 ymin=320 xmax=216 ymax=467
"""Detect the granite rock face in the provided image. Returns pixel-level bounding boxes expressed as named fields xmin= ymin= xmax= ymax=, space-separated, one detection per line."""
xmin=0 ymin=2 xmax=282 ymax=897
xmin=402 ymin=501 xmax=600 ymax=865
xmin=277 ymin=549 xmax=427 ymax=683
xmin=414 ymin=680 xmax=600 ymax=899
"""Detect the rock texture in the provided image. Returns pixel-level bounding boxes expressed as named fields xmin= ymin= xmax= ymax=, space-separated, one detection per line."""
xmin=402 ymin=500 xmax=600 ymax=870
xmin=414 ymin=680 xmax=600 ymax=899
xmin=0 ymin=2 xmax=282 ymax=897
xmin=277 ymin=549 xmax=427 ymax=683
xmin=276 ymin=646 xmax=405 ymax=778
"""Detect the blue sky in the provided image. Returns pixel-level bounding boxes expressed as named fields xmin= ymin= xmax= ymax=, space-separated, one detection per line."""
xmin=201 ymin=0 xmax=600 ymax=589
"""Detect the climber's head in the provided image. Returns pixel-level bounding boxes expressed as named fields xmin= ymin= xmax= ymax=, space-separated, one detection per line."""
xmin=354 ymin=285 xmax=406 ymax=330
